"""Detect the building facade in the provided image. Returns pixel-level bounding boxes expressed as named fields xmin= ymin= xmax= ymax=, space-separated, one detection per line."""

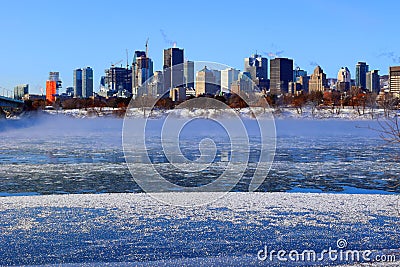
xmin=184 ymin=60 xmax=194 ymax=89
xmin=73 ymin=69 xmax=83 ymax=98
xmin=356 ymin=62 xmax=369 ymax=89
xmin=132 ymin=50 xmax=154 ymax=98
xmin=366 ymin=70 xmax=380 ymax=94
xmin=163 ymin=48 xmax=184 ymax=92
xmin=308 ymin=66 xmax=327 ymax=92
xmin=13 ymin=84 xmax=29 ymax=100
xmin=389 ymin=66 xmax=400 ymax=97
xmin=82 ymin=67 xmax=93 ymax=98
xmin=195 ymin=66 xmax=218 ymax=96
xmin=46 ymin=72 xmax=61 ymax=103
xmin=231 ymin=72 xmax=253 ymax=95
xmin=337 ymin=67 xmax=351 ymax=91
xmin=244 ymin=54 xmax=268 ymax=90
xmin=269 ymin=58 xmax=293 ymax=95
xmin=103 ymin=66 xmax=132 ymax=96
xmin=221 ymin=68 xmax=240 ymax=92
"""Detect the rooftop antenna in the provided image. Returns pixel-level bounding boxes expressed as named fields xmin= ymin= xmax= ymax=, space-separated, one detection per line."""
xmin=126 ymin=49 xmax=129 ymax=69
xmin=145 ymin=38 xmax=149 ymax=57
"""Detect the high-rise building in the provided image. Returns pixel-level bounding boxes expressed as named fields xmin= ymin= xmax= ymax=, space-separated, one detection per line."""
xmin=244 ymin=54 xmax=268 ymax=90
xmin=73 ymin=69 xmax=83 ymax=98
xmin=13 ymin=84 xmax=29 ymax=100
xmin=46 ymin=72 xmax=61 ymax=103
xmin=337 ymin=67 xmax=351 ymax=91
xmin=366 ymin=70 xmax=380 ymax=94
xmin=195 ymin=66 xmax=218 ymax=96
xmin=132 ymin=50 xmax=154 ymax=98
xmin=184 ymin=60 xmax=194 ymax=89
xmin=308 ymin=66 xmax=327 ymax=93
xmin=356 ymin=62 xmax=369 ymax=89
xmin=231 ymin=72 xmax=253 ymax=95
xmin=103 ymin=66 xmax=132 ymax=94
xmin=82 ymin=67 xmax=93 ymax=98
xmin=145 ymin=71 xmax=164 ymax=97
xmin=389 ymin=66 xmax=400 ymax=97
xmin=163 ymin=47 xmax=184 ymax=93
xmin=293 ymin=67 xmax=308 ymax=92
xmin=269 ymin=58 xmax=293 ymax=95
xmin=221 ymin=68 xmax=240 ymax=92
xmin=46 ymin=81 xmax=57 ymax=103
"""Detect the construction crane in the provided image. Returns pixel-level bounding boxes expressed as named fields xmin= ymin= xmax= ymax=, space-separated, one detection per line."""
xmin=111 ymin=59 xmax=123 ymax=67
xmin=145 ymin=38 xmax=149 ymax=57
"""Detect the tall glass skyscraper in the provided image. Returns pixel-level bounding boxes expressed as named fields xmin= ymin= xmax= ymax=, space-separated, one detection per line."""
xmin=73 ymin=69 xmax=83 ymax=98
xmin=82 ymin=67 xmax=93 ymax=98
xmin=356 ymin=62 xmax=369 ymax=89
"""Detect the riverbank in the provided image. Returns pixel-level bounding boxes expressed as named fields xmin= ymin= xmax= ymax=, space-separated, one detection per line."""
xmin=37 ymin=106 xmax=397 ymax=120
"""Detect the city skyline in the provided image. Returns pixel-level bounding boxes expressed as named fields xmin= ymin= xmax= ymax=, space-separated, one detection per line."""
xmin=1 ymin=0 xmax=400 ymax=94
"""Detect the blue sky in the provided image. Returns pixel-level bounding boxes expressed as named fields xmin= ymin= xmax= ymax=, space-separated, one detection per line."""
xmin=1 ymin=0 xmax=399 ymax=94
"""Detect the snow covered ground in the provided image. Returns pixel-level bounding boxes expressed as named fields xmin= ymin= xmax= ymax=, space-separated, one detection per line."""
xmin=41 ymin=106 xmax=398 ymax=120
xmin=0 ymin=192 xmax=398 ymax=266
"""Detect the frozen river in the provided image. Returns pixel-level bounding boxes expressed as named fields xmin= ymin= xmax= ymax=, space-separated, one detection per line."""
xmin=0 ymin=115 xmax=398 ymax=196
xmin=0 ymin=115 xmax=399 ymax=266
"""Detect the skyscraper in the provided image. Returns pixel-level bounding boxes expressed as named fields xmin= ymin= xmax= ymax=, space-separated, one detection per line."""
xmin=366 ymin=70 xmax=380 ymax=94
xmin=82 ymin=67 xmax=94 ymax=98
xmin=184 ymin=60 xmax=194 ymax=89
xmin=73 ymin=69 xmax=83 ymax=98
xmin=244 ymin=54 xmax=268 ymax=90
xmin=356 ymin=62 xmax=369 ymax=89
xmin=46 ymin=72 xmax=61 ymax=103
xmin=132 ymin=50 xmax=154 ymax=98
xmin=337 ymin=67 xmax=351 ymax=91
xmin=269 ymin=58 xmax=293 ymax=95
xmin=221 ymin=68 xmax=240 ymax=92
xmin=389 ymin=66 xmax=400 ymax=97
xmin=195 ymin=66 xmax=218 ymax=96
xmin=13 ymin=84 xmax=29 ymax=100
xmin=163 ymin=47 xmax=184 ymax=92
xmin=308 ymin=66 xmax=327 ymax=93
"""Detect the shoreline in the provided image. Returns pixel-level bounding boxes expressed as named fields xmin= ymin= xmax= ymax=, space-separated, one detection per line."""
xmin=5 ymin=106 xmax=399 ymax=120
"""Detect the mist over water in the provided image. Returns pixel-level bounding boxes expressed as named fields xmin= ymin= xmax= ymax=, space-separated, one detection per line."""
xmin=0 ymin=114 xmax=398 ymax=196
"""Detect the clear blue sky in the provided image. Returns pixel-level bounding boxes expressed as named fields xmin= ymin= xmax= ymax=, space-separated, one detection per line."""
xmin=1 ymin=0 xmax=399 ymax=94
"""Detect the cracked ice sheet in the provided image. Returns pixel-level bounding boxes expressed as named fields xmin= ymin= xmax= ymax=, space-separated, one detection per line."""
xmin=0 ymin=192 xmax=399 ymax=266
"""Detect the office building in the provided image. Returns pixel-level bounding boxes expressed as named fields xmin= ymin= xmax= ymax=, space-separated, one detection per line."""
xmin=231 ymin=72 xmax=253 ymax=95
xmin=337 ymin=67 xmax=351 ymax=91
xmin=308 ymin=66 xmax=327 ymax=92
xmin=269 ymin=57 xmax=293 ymax=95
xmin=244 ymin=54 xmax=268 ymax=90
xmin=163 ymin=47 xmax=184 ymax=92
xmin=82 ymin=67 xmax=93 ymax=98
xmin=13 ymin=84 xmax=29 ymax=100
xmin=73 ymin=69 xmax=83 ymax=98
xmin=103 ymin=66 xmax=132 ymax=95
xmin=389 ymin=66 xmax=400 ymax=97
xmin=145 ymin=71 xmax=164 ymax=97
xmin=356 ymin=62 xmax=369 ymax=89
xmin=366 ymin=70 xmax=380 ymax=94
xmin=293 ymin=67 xmax=308 ymax=92
xmin=195 ymin=66 xmax=218 ymax=96
xmin=221 ymin=68 xmax=240 ymax=92
xmin=132 ymin=50 xmax=154 ymax=98
xmin=46 ymin=72 xmax=62 ymax=103
xmin=184 ymin=60 xmax=194 ymax=89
